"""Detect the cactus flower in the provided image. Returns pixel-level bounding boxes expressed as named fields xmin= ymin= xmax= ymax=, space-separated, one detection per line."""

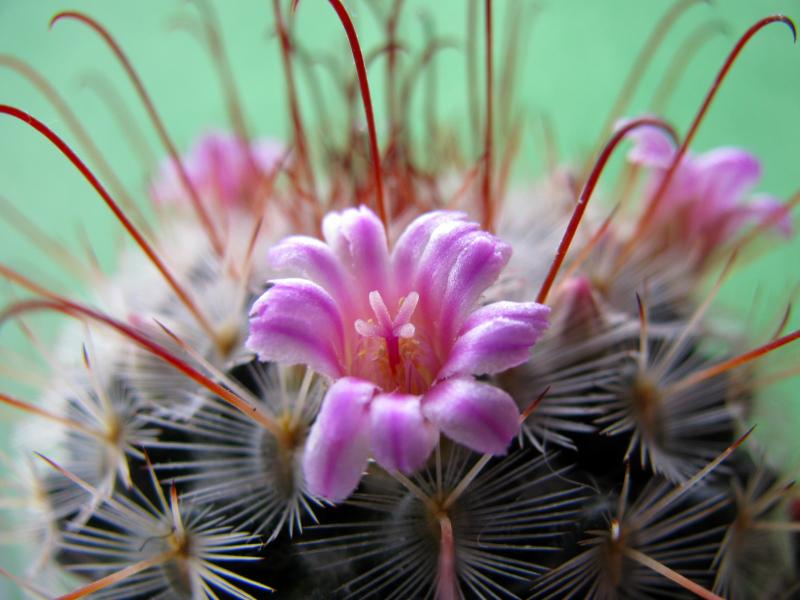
xmin=247 ymin=207 xmax=550 ymax=500
xmin=151 ymin=130 xmax=284 ymax=208
xmin=627 ymin=125 xmax=792 ymax=252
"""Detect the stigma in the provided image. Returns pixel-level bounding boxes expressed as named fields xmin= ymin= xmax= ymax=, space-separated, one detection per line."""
xmin=355 ymin=291 xmax=421 ymax=384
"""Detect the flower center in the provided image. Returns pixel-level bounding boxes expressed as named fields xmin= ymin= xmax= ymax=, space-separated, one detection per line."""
xmin=354 ymin=290 xmax=428 ymax=392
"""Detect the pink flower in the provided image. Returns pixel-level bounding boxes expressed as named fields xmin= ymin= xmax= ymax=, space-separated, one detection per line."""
xmin=628 ymin=126 xmax=792 ymax=253
xmin=247 ymin=207 xmax=550 ymax=500
xmin=151 ymin=130 xmax=284 ymax=208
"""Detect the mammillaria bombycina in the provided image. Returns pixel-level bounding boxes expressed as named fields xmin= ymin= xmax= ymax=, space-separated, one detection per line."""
xmin=0 ymin=2 xmax=799 ymax=599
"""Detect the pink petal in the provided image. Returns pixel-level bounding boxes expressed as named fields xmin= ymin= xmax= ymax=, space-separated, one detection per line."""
xmin=625 ymin=124 xmax=676 ymax=169
xmin=438 ymin=301 xmax=550 ymax=379
xmin=693 ymin=147 xmax=761 ymax=213
xmin=302 ymin=378 xmax=376 ymax=501
xmin=411 ymin=219 xmax=482 ymax=324
xmin=268 ymin=236 xmax=354 ymax=312
xmin=321 ymin=206 xmax=391 ymax=302
xmin=194 ymin=132 xmax=239 ymax=203
xmin=716 ymin=194 xmax=793 ymax=242
xmin=402 ymin=216 xmax=513 ymax=339
xmin=246 ymin=278 xmax=345 ymax=379
xmin=369 ymin=393 xmax=438 ymax=473
xmin=747 ymin=194 xmax=793 ymax=237
xmin=439 ymin=233 xmax=512 ymax=337
xmin=643 ymin=157 xmax=702 ymax=222
xmin=392 ymin=211 xmax=468 ymax=287
xmin=251 ymin=138 xmax=285 ymax=174
xmin=422 ymin=378 xmax=520 ymax=455
xmin=193 ymin=131 xmax=262 ymax=205
xmin=623 ymin=122 xmax=701 ymax=215
xmin=150 ymin=130 xmax=282 ymax=207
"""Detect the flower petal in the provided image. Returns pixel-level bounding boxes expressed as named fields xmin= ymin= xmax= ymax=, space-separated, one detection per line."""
xmin=714 ymin=193 xmax=793 ymax=243
xmin=396 ymin=214 xmax=514 ymax=343
xmin=150 ymin=131 xmax=282 ymax=207
xmin=439 ymin=301 xmax=550 ymax=379
xmin=302 ymin=378 xmax=376 ymax=501
xmin=251 ymin=138 xmax=285 ymax=174
xmin=422 ymin=378 xmax=520 ymax=455
xmin=624 ymin=123 xmax=700 ymax=214
xmin=246 ymin=278 xmax=344 ymax=378
xmin=411 ymin=219 xmax=482 ymax=324
xmin=439 ymin=233 xmax=512 ymax=337
xmin=392 ymin=211 xmax=468 ymax=287
xmin=745 ymin=194 xmax=793 ymax=237
xmin=369 ymin=393 xmax=438 ymax=473
xmin=625 ymin=124 xmax=676 ymax=169
xmin=195 ymin=131 xmax=244 ymax=203
xmin=321 ymin=206 xmax=390 ymax=302
xmin=269 ymin=236 xmax=354 ymax=311
xmin=693 ymin=147 xmax=761 ymax=212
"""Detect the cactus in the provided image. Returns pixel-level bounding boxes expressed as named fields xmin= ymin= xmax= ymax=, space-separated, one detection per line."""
xmin=0 ymin=1 xmax=798 ymax=598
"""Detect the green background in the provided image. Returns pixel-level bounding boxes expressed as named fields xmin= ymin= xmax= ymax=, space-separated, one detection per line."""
xmin=1 ymin=0 xmax=799 ymax=596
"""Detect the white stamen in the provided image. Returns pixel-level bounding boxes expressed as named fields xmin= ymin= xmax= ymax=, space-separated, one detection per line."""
xmin=356 ymin=290 xmax=420 ymax=341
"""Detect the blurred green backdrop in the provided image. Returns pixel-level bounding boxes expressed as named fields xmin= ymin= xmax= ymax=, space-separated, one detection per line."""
xmin=1 ymin=0 xmax=799 ymax=596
